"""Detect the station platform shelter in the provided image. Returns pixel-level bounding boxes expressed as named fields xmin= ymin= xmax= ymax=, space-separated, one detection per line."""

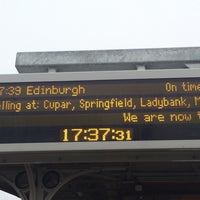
xmin=1 ymin=47 xmax=200 ymax=200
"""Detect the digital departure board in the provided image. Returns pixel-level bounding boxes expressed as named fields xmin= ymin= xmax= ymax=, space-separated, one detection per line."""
xmin=0 ymin=70 xmax=200 ymax=145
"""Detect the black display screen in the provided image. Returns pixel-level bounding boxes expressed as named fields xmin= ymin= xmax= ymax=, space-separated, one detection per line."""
xmin=0 ymin=77 xmax=200 ymax=143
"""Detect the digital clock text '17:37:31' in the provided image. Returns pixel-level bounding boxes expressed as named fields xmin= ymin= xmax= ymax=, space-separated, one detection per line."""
xmin=61 ymin=128 xmax=133 ymax=142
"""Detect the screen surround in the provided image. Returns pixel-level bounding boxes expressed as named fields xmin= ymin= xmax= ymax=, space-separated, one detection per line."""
xmin=0 ymin=69 xmax=200 ymax=152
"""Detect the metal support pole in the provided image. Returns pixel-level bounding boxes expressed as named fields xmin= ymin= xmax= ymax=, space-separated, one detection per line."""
xmin=24 ymin=165 xmax=36 ymax=200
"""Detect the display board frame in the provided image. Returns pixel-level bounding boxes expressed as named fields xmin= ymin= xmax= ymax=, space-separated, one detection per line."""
xmin=0 ymin=69 xmax=200 ymax=156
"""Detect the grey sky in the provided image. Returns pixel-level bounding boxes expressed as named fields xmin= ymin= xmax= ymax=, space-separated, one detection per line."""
xmin=0 ymin=0 xmax=200 ymax=199
xmin=0 ymin=0 xmax=200 ymax=75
